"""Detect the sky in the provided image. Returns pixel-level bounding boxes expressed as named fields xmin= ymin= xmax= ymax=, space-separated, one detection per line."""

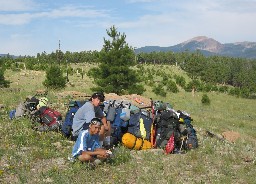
xmin=0 ymin=0 xmax=256 ymax=56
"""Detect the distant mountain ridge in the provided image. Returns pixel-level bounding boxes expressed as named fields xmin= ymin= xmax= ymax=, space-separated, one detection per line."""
xmin=0 ymin=54 xmax=18 ymax=58
xmin=135 ymin=36 xmax=256 ymax=59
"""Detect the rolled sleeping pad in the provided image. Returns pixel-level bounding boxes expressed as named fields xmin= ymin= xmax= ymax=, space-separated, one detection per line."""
xmin=122 ymin=133 xmax=152 ymax=150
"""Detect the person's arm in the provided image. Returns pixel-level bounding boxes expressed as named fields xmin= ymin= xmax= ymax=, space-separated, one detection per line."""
xmin=101 ymin=116 xmax=109 ymax=131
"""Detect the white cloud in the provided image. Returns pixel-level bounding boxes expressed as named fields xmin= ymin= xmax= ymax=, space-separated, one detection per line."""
xmin=42 ymin=6 xmax=110 ymax=19
xmin=0 ymin=13 xmax=33 ymax=25
xmin=0 ymin=0 xmax=37 ymax=11
xmin=0 ymin=6 xmax=111 ymax=25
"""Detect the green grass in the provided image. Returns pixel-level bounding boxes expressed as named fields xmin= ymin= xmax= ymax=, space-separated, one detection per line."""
xmin=0 ymin=65 xmax=255 ymax=183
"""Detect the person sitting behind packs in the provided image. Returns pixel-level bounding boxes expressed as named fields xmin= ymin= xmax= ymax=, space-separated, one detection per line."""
xmin=72 ymin=92 xmax=111 ymax=146
xmin=71 ymin=118 xmax=111 ymax=163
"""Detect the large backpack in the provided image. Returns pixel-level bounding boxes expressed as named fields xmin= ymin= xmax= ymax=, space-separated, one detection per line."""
xmin=155 ymin=110 xmax=180 ymax=151
xmin=127 ymin=110 xmax=153 ymax=141
xmin=61 ymin=101 xmax=86 ymax=138
xmin=177 ymin=110 xmax=198 ymax=150
xmin=38 ymin=106 xmax=62 ymax=126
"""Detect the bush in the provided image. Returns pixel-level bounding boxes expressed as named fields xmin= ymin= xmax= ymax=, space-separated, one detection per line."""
xmin=203 ymin=83 xmax=212 ymax=92
xmin=174 ymin=75 xmax=186 ymax=88
xmin=166 ymin=80 xmax=179 ymax=93
xmin=218 ymin=86 xmax=229 ymax=93
xmin=43 ymin=65 xmax=66 ymax=89
xmin=201 ymin=94 xmax=210 ymax=105
xmin=0 ymin=68 xmax=10 ymax=88
xmin=152 ymin=83 xmax=166 ymax=97
xmin=240 ymin=88 xmax=250 ymax=98
xmin=228 ymin=87 xmax=240 ymax=97
xmin=185 ymin=80 xmax=202 ymax=92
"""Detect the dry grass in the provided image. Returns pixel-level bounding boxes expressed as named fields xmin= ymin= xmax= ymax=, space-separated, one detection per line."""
xmin=0 ymin=65 xmax=255 ymax=184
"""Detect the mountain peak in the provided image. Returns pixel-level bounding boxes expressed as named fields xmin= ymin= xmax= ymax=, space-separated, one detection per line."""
xmin=135 ymin=36 xmax=256 ymax=59
xmin=181 ymin=36 xmax=222 ymax=52
xmin=186 ymin=36 xmax=210 ymax=42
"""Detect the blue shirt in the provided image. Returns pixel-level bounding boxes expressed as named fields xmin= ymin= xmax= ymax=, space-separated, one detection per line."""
xmin=72 ymin=129 xmax=101 ymax=157
xmin=72 ymin=101 xmax=104 ymax=136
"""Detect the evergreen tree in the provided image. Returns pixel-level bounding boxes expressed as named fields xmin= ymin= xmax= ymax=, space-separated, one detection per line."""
xmin=43 ymin=64 xmax=66 ymax=89
xmin=88 ymin=26 xmax=145 ymax=95
xmin=0 ymin=68 xmax=10 ymax=88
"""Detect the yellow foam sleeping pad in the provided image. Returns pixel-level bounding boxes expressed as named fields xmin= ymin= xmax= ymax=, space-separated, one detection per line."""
xmin=122 ymin=133 xmax=152 ymax=150
xmin=139 ymin=118 xmax=146 ymax=139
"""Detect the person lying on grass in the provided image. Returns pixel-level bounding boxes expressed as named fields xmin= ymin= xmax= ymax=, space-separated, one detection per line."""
xmin=71 ymin=117 xmax=112 ymax=164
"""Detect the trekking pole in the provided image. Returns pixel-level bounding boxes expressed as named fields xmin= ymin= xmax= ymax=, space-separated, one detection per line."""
xmin=150 ymin=98 xmax=155 ymax=148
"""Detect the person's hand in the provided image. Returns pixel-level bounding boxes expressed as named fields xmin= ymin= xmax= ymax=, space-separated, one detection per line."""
xmin=98 ymin=149 xmax=109 ymax=157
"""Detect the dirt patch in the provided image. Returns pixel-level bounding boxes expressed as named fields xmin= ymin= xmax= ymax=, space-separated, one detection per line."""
xmin=222 ymin=131 xmax=240 ymax=143
xmin=57 ymin=91 xmax=90 ymax=99
xmin=30 ymin=157 xmax=68 ymax=174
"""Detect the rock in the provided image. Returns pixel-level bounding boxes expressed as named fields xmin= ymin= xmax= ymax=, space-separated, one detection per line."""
xmin=222 ymin=131 xmax=240 ymax=143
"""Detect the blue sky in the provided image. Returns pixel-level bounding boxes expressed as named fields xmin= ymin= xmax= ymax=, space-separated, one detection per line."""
xmin=0 ymin=0 xmax=256 ymax=56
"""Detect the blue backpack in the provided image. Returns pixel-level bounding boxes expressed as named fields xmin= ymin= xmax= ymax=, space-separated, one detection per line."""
xmin=61 ymin=101 xmax=85 ymax=138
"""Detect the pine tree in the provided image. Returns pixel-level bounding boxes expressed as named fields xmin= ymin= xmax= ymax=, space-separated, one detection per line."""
xmin=89 ymin=26 xmax=145 ymax=95
xmin=43 ymin=65 xmax=66 ymax=89
xmin=0 ymin=68 xmax=10 ymax=88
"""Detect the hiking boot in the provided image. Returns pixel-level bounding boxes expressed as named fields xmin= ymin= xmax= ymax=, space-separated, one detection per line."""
xmin=68 ymin=155 xmax=75 ymax=163
xmin=103 ymin=144 xmax=113 ymax=150
xmin=94 ymin=159 xmax=102 ymax=165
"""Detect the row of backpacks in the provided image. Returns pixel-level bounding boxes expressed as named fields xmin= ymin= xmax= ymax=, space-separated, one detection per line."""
xmin=62 ymin=99 xmax=198 ymax=154
xmin=10 ymin=96 xmax=198 ymax=154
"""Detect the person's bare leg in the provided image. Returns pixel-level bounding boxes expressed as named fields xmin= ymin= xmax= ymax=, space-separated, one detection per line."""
xmin=78 ymin=152 xmax=94 ymax=162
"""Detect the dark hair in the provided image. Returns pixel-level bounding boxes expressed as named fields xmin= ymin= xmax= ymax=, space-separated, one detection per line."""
xmin=90 ymin=92 xmax=105 ymax=102
xmin=90 ymin=117 xmax=103 ymax=126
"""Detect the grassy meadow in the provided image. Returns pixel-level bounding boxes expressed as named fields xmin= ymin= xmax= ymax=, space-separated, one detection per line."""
xmin=0 ymin=64 xmax=255 ymax=184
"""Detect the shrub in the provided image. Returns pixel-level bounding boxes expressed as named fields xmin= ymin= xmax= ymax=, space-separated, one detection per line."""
xmin=0 ymin=68 xmax=10 ymax=88
xmin=185 ymin=80 xmax=202 ymax=92
xmin=228 ymin=87 xmax=240 ymax=97
xmin=174 ymin=75 xmax=186 ymax=88
xmin=152 ymin=83 xmax=166 ymax=97
xmin=201 ymin=94 xmax=210 ymax=105
xmin=43 ymin=65 xmax=66 ymax=89
xmin=166 ymin=80 xmax=179 ymax=93
xmin=218 ymin=86 xmax=229 ymax=93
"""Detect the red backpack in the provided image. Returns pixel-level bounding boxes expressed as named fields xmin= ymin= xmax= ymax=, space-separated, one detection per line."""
xmin=39 ymin=107 xmax=62 ymax=126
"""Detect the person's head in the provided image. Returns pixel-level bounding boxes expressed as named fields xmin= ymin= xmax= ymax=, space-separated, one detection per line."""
xmin=89 ymin=118 xmax=103 ymax=135
xmin=90 ymin=92 xmax=105 ymax=107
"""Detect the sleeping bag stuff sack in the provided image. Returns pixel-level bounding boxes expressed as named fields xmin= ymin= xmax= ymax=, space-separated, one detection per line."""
xmin=122 ymin=132 xmax=152 ymax=150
